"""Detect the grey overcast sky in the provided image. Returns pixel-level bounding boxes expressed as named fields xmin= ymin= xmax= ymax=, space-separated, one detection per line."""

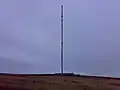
xmin=0 ymin=0 xmax=120 ymax=77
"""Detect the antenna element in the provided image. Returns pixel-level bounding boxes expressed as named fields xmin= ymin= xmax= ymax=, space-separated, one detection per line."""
xmin=61 ymin=5 xmax=64 ymax=74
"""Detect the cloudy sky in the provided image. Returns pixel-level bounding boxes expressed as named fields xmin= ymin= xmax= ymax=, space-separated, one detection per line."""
xmin=0 ymin=0 xmax=120 ymax=77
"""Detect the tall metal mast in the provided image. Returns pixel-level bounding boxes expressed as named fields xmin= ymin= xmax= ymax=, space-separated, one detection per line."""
xmin=61 ymin=5 xmax=64 ymax=74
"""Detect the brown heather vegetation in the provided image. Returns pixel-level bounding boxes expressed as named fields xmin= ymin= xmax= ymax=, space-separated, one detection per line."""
xmin=0 ymin=74 xmax=120 ymax=90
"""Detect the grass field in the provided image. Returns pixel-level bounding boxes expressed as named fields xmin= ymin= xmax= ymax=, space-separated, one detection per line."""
xmin=0 ymin=73 xmax=120 ymax=90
